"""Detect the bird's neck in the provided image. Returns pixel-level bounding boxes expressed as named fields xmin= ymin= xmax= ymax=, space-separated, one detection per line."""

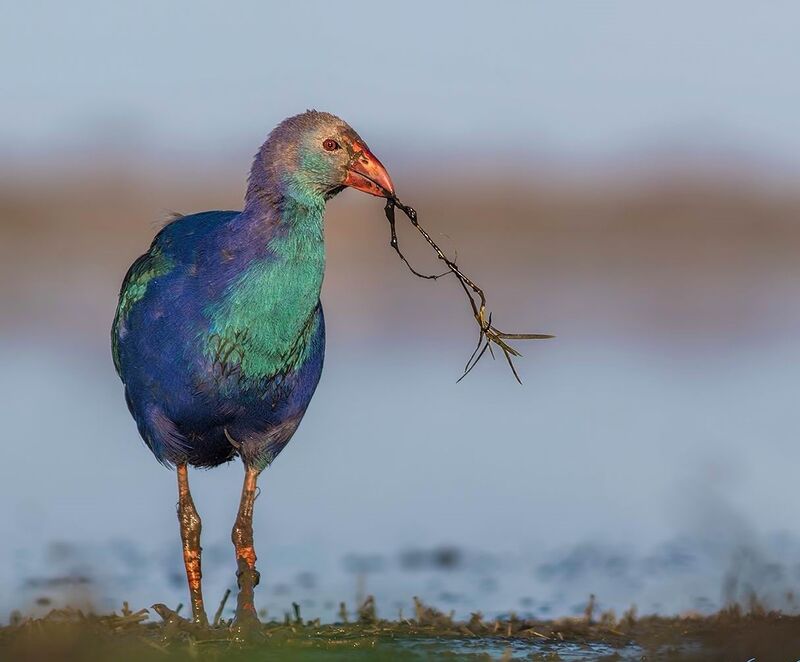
xmin=239 ymin=177 xmax=327 ymax=304
xmin=228 ymin=181 xmax=322 ymax=319
xmin=204 ymin=177 xmax=326 ymax=380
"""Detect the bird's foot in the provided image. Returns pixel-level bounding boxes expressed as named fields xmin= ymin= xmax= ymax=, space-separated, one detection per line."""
xmin=151 ymin=602 xmax=185 ymax=626
xmin=151 ymin=603 xmax=209 ymax=637
xmin=191 ymin=611 xmax=210 ymax=628
xmin=230 ymin=607 xmax=262 ymax=642
xmin=152 ymin=602 xmax=209 ymax=627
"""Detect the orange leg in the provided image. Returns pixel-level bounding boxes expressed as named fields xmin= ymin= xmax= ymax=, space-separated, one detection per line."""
xmin=231 ymin=466 xmax=261 ymax=627
xmin=176 ymin=463 xmax=208 ymax=626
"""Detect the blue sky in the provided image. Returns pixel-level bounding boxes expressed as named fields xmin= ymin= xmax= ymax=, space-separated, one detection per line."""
xmin=1 ymin=1 xmax=798 ymax=165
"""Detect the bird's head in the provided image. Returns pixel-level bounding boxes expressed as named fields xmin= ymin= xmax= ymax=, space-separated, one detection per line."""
xmin=248 ymin=110 xmax=395 ymax=206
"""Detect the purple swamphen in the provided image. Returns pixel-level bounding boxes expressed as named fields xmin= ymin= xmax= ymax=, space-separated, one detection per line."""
xmin=112 ymin=111 xmax=395 ymax=628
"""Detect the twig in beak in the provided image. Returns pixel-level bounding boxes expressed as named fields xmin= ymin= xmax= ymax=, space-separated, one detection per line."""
xmin=383 ymin=198 xmax=553 ymax=383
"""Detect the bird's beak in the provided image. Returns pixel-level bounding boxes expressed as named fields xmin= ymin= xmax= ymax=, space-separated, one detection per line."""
xmin=344 ymin=142 xmax=395 ymax=198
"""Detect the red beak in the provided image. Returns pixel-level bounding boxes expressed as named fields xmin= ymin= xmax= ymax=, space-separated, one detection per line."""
xmin=343 ymin=142 xmax=395 ymax=198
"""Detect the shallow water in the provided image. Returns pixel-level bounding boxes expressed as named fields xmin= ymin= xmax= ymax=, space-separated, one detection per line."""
xmin=394 ymin=637 xmax=644 ymax=660
xmin=2 ymin=338 xmax=800 ymax=624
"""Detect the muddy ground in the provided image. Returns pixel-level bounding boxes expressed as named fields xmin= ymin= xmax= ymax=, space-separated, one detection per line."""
xmin=3 ymin=598 xmax=800 ymax=661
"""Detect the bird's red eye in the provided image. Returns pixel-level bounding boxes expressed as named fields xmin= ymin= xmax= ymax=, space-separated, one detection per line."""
xmin=322 ymin=138 xmax=340 ymax=152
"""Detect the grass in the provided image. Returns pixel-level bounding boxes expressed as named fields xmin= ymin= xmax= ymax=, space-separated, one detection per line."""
xmin=4 ymin=596 xmax=800 ymax=661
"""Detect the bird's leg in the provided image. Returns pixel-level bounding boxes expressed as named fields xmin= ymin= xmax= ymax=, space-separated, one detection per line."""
xmin=231 ymin=466 xmax=261 ymax=628
xmin=176 ymin=463 xmax=209 ymax=626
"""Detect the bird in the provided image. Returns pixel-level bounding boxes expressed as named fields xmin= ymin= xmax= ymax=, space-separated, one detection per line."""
xmin=111 ymin=110 xmax=395 ymax=629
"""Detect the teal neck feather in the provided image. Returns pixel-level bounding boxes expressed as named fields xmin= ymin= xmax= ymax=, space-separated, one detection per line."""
xmin=205 ymin=178 xmax=326 ymax=381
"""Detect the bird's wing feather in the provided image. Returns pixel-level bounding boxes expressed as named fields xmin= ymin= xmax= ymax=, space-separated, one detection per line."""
xmin=111 ymin=210 xmax=238 ymax=376
xmin=111 ymin=244 xmax=174 ymax=375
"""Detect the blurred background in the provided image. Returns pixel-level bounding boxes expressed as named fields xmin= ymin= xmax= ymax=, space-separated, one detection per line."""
xmin=2 ymin=1 xmax=800 ymax=623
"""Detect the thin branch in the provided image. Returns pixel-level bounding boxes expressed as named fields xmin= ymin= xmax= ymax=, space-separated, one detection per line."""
xmin=457 ymin=340 xmax=491 ymax=383
xmin=213 ymin=589 xmax=231 ymax=627
xmin=385 ymin=199 xmax=451 ymax=280
xmin=384 ymin=198 xmax=553 ymax=382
